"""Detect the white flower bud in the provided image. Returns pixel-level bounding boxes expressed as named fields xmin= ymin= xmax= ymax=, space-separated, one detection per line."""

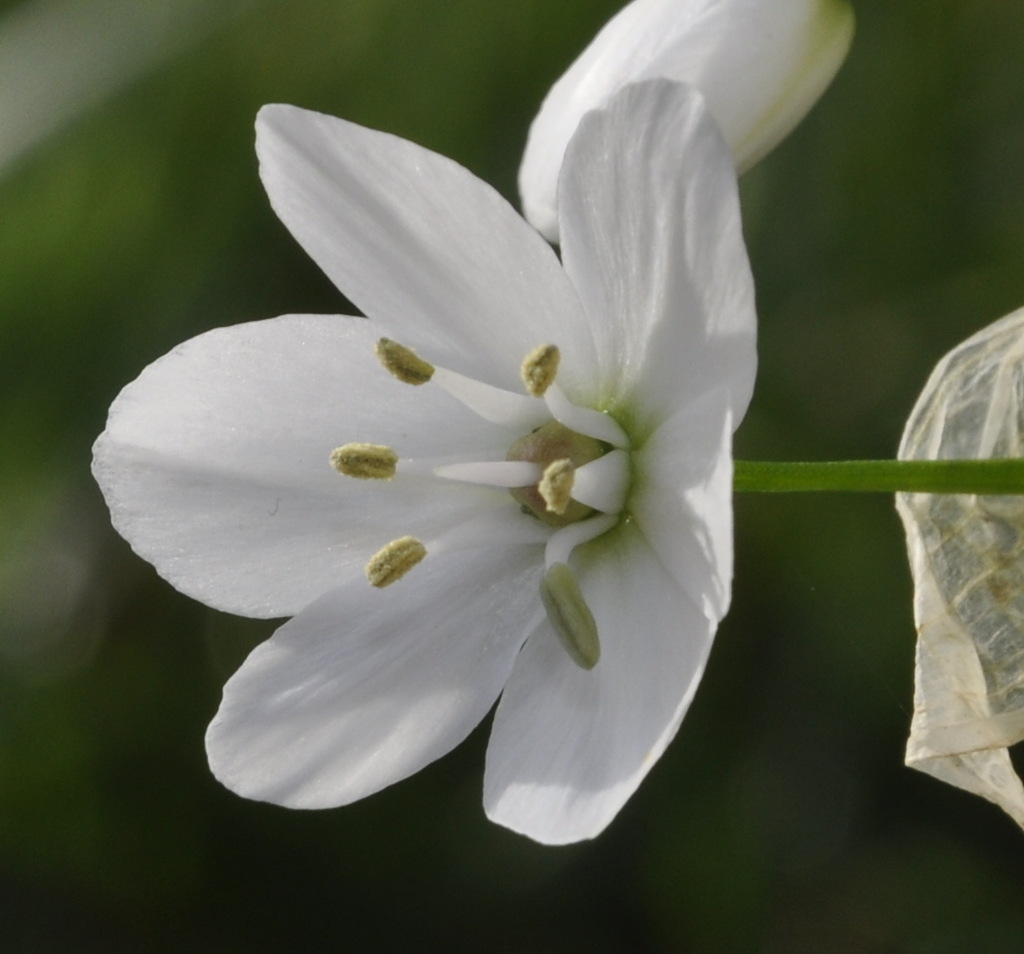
xmin=520 ymin=0 xmax=855 ymax=242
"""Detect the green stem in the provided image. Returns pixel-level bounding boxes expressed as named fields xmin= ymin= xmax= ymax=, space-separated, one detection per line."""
xmin=734 ymin=459 xmax=1024 ymax=494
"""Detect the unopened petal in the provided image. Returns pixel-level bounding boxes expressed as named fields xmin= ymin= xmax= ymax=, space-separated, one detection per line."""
xmin=208 ymin=546 xmax=545 ymax=809
xmin=483 ymin=522 xmax=715 ymax=844
xmin=558 ymin=80 xmax=757 ymax=434
xmin=92 ymin=314 xmax=518 ymax=618
xmin=521 ymin=0 xmax=854 ymax=241
xmin=256 ymin=104 xmax=597 ymax=394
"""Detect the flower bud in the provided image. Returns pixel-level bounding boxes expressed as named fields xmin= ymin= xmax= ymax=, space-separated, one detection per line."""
xmin=520 ymin=0 xmax=855 ymax=241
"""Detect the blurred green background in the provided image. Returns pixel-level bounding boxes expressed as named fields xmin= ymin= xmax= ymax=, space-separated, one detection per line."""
xmin=2 ymin=0 xmax=1023 ymax=950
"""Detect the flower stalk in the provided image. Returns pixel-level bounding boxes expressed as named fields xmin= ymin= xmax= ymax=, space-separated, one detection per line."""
xmin=734 ymin=459 xmax=1024 ymax=494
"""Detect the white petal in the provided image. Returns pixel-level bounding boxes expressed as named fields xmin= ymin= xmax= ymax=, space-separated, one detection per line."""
xmin=256 ymin=104 xmax=598 ymax=395
xmin=484 ymin=522 xmax=715 ymax=844
xmin=631 ymin=387 xmax=734 ymax=620
xmin=520 ymin=0 xmax=855 ymax=241
xmin=92 ymin=314 xmax=527 ymax=618
xmin=558 ymin=80 xmax=757 ymax=436
xmin=207 ymin=545 xmax=546 ymax=809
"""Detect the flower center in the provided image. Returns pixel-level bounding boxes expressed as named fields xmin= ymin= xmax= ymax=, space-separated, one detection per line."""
xmin=331 ymin=337 xmax=633 ymax=669
xmin=506 ymin=421 xmax=608 ymax=527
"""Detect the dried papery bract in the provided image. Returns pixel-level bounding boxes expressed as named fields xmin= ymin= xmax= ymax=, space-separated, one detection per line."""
xmin=897 ymin=305 xmax=1024 ymax=830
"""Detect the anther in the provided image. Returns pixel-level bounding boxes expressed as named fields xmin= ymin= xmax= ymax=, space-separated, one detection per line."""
xmin=365 ymin=536 xmax=427 ymax=587
xmin=538 ymin=459 xmax=575 ymax=515
xmin=330 ymin=443 xmax=398 ymax=479
xmin=520 ymin=343 xmax=560 ymax=397
xmin=376 ymin=338 xmax=435 ymax=385
xmin=540 ymin=562 xmax=600 ymax=669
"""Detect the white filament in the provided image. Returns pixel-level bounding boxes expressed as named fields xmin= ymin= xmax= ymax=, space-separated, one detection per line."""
xmin=545 ymin=513 xmax=618 ymax=567
xmin=572 ymin=449 xmax=629 ymax=514
xmin=544 ymin=384 xmax=628 ymax=447
xmin=432 ymin=367 xmax=548 ymax=430
xmin=434 ymin=460 xmax=542 ymax=487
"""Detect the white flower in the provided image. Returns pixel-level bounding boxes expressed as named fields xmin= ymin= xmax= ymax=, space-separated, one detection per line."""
xmin=521 ymin=0 xmax=855 ymax=241
xmin=91 ymin=79 xmax=757 ymax=844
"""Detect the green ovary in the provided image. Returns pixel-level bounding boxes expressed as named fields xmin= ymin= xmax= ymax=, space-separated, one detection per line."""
xmin=506 ymin=420 xmax=609 ymax=527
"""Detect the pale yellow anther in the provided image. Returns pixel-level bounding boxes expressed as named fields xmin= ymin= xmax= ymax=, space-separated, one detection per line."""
xmin=520 ymin=343 xmax=560 ymax=397
xmin=365 ymin=536 xmax=427 ymax=588
xmin=540 ymin=562 xmax=600 ymax=670
xmin=375 ymin=338 xmax=435 ymax=385
xmin=330 ymin=443 xmax=398 ymax=480
xmin=538 ymin=458 xmax=575 ymax=515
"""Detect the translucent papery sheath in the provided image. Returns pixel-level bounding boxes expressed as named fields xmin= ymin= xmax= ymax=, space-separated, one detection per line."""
xmin=92 ymin=79 xmax=757 ymax=844
xmin=897 ymin=305 xmax=1024 ymax=831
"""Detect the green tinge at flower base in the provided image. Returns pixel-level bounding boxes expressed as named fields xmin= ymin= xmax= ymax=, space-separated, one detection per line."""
xmin=896 ymin=304 xmax=1024 ymax=831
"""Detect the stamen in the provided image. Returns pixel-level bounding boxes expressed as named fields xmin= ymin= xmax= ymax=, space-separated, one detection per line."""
xmin=432 ymin=367 xmax=546 ymax=430
xmin=545 ymin=513 xmax=619 ymax=567
xmin=330 ymin=443 xmax=398 ymax=480
xmin=434 ymin=460 xmax=542 ymax=487
xmin=544 ymin=384 xmax=629 ymax=448
xmin=538 ymin=459 xmax=575 ymax=515
xmin=365 ymin=536 xmax=426 ymax=587
xmin=521 ymin=343 xmax=560 ymax=397
xmin=540 ymin=563 xmax=600 ymax=670
xmin=571 ymin=449 xmax=629 ymax=513
xmin=376 ymin=338 xmax=435 ymax=385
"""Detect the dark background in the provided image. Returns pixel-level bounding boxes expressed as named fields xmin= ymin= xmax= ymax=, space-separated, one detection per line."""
xmin=2 ymin=0 xmax=1023 ymax=950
